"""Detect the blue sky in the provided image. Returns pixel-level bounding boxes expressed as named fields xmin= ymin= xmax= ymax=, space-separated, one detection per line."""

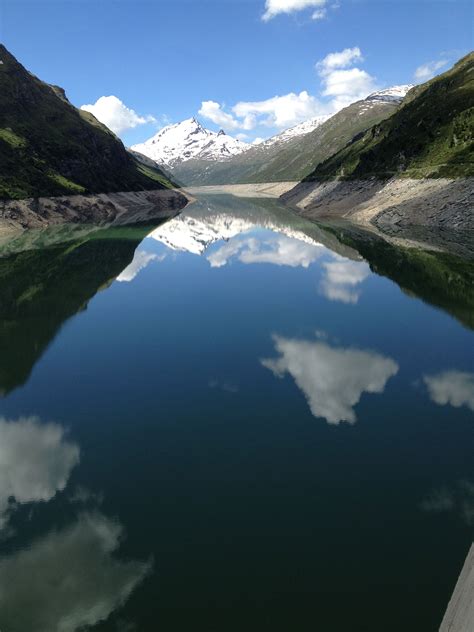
xmin=1 ymin=0 xmax=472 ymax=145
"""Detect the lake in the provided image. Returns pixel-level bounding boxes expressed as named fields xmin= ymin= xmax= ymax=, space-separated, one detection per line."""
xmin=0 ymin=193 xmax=473 ymax=631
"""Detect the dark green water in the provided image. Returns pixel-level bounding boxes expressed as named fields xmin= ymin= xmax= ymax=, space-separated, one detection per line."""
xmin=0 ymin=195 xmax=473 ymax=631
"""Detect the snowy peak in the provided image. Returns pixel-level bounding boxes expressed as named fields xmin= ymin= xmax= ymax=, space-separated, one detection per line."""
xmin=260 ymin=115 xmax=330 ymax=149
xmin=366 ymin=85 xmax=414 ymax=103
xmin=130 ymin=118 xmax=249 ymax=167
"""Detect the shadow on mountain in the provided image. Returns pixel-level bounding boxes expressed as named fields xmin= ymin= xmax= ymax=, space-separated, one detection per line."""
xmin=0 ymin=223 xmax=163 ymax=395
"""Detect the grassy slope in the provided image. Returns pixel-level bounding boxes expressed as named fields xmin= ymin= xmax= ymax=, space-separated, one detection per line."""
xmin=0 ymin=45 xmax=176 ymax=200
xmin=305 ymin=53 xmax=474 ymax=181
xmin=172 ymin=100 xmax=398 ymax=186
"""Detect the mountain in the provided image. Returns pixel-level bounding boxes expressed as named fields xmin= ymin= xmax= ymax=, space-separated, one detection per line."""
xmin=283 ymin=55 xmax=473 ymax=231
xmin=0 ymin=45 xmax=177 ymax=200
xmin=302 ymin=55 xmax=473 ymax=180
xmin=170 ymin=86 xmax=413 ymax=185
xmin=130 ymin=118 xmax=250 ymax=167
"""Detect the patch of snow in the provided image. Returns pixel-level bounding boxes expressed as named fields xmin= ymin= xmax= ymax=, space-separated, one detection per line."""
xmin=365 ymin=85 xmax=414 ymax=103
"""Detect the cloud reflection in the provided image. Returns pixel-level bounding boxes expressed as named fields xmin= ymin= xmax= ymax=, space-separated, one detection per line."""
xmin=0 ymin=512 xmax=151 ymax=632
xmin=423 ymin=370 xmax=474 ymax=412
xmin=261 ymin=336 xmax=398 ymax=424
xmin=116 ymin=250 xmax=165 ymax=282
xmin=319 ymin=258 xmax=371 ymax=304
xmin=0 ymin=416 xmax=80 ymax=529
xmin=421 ymin=481 xmax=474 ymax=525
xmin=207 ymin=234 xmax=325 ymax=268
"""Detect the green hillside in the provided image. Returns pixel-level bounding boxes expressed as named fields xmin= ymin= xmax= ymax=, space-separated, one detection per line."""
xmin=0 ymin=45 xmax=176 ymax=200
xmin=305 ymin=53 xmax=474 ymax=181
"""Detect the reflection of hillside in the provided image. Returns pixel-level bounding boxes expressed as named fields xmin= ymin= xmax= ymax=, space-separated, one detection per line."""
xmin=0 ymin=224 xmax=159 ymax=394
xmin=317 ymin=221 xmax=474 ymax=330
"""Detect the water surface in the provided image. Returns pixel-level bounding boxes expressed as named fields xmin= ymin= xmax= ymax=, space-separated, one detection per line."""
xmin=0 ymin=195 xmax=473 ymax=631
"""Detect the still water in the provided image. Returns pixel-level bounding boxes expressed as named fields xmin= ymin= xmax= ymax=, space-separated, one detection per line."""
xmin=0 ymin=194 xmax=473 ymax=631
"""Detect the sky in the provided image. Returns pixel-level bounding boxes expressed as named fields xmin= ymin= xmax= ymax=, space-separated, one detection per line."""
xmin=1 ymin=0 xmax=472 ymax=146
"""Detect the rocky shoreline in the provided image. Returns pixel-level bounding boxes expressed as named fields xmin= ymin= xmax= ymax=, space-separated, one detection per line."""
xmin=282 ymin=177 xmax=474 ymax=231
xmin=0 ymin=188 xmax=191 ymax=235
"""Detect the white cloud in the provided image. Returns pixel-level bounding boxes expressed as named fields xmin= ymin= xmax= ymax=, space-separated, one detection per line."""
xmin=233 ymin=91 xmax=325 ymax=129
xmin=198 ymin=100 xmax=242 ymax=131
xmin=312 ymin=8 xmax=327 ymax=19
xmin=80 ymin=95 xmax=156 ymax=135
xmin=207 ymin=235 xmax=325 ymax=268
xmin=261 ymin=336 xmax=398 ymax=424
xmin=316 ymin=47 xmax=363 ymax=74
xmin=423 ymin=370 xmax=474 ymax=412
xmin=252 ymin=137 xmax=265 ymax=144
xmin=316 ymin=48 xmax=378 ymax=110
xmin=0 ymin=512 xmax=151 ymax=632
xmin=116 ymin=250 xmax=165 ymax=283
xmin=0 ymin=416 xmax=80 ymax=529
xmin=414 ymin=59 xmax=448 ymax=82
xmin=262 ymin=0 xmax=326 ymax=21
xmin=319 ymin=258 xmax=371 ymax=304
xmin=198 ymin=46 xmax=379 ymax=133
xmin=199 ymin=91 xmax=325 ymax=132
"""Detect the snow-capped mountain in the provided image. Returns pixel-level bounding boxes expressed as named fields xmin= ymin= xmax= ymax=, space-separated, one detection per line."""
xmin=130 ymin=118 xmax=250 ymax=168
xmin=259 ymin=115 xmax=330 ymax=149
xmin=365 ymin=85 xmax=414 ymax=103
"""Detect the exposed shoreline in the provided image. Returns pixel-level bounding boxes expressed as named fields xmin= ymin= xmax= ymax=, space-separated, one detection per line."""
xmin=0 ymin=188 xmax=191 ymax=236
xmin=184 ymin=182 xmax=298 ymax=199
xmin=281 ymin=177 xmax=474 ymax=231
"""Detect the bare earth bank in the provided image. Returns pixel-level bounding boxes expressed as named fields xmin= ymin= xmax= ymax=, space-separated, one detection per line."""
xmin=282 ymin=177 xmax=474 ymax=231
xmin=184 ymin=182 xmax=298 ymax=199
xmin=0 ymin=188 xmax=191 ymax=236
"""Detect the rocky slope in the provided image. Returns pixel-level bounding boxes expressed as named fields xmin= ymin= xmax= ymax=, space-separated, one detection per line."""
xmin=172 ymin=87 xmax=412 ymax=185
xmin=0 ymin=45 xmax=178 ymax=201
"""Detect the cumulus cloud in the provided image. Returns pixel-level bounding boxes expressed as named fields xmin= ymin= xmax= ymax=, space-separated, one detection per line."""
xmin=80 ymin=95 xmax=156 ymax=135
xmin=198 ymin=100 xmax=243 ymax=130
xmin=198 ymin=46 xmax=379 ymax=132
xmin=414 ymin=59 xmax=448 ymax=82
xmin=316 ymin=47 xmax=363 ymax=74
xmin=199 ymin=91 xmax=325 ymax=132
xmin=0 ymin=416 xmax=80 ymax=529
xmin=316 ymin=47 xmax=378 ymax=110
xmin=423 ymin=370 xmax=474 ymax=412
xmin=262 ymin=0 xmax=327 ymax=21
xmin=0 ymin=512 xmax=151 ymax=632
xmin=319 ymin=258 xmax=371 ymax=304
xmin=207 ymin=234 xmax=325 ymax=268
xmin=261 ymin=336 xmax=398 ymax=424
xmin=116 ymin=250 xmax=165 ymax=283
xmin=234 ymin=90 xmax=324 ymax=129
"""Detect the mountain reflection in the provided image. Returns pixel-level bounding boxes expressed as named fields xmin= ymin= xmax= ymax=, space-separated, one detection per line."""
xmin=0 ymin=224 xmax=161 ymax=394
xmin=0 ymin=416 xmax=79 ymax=530
xmin=261 ymin=335 xmax=399 ymax=424
xmin=0 ymin=511 xmax=151 ymax=632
